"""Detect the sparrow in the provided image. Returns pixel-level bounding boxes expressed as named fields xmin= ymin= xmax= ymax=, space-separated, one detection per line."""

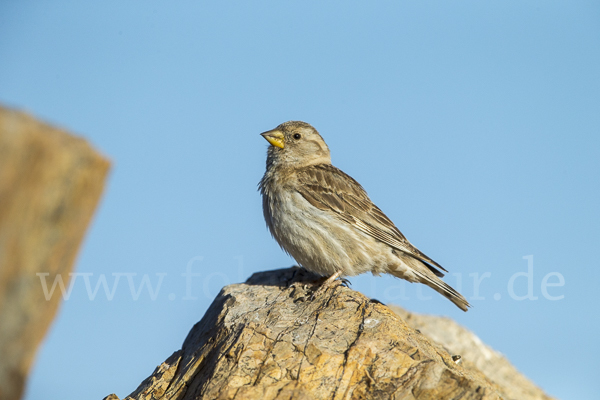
xmin=259 ymin=121 xmax=470 ymax=311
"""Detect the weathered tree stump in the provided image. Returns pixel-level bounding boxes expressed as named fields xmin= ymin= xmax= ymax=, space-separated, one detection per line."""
xmin=0 ymin=106 xmax=110 ymax=400
xmin=111 ymin=267 xmax=554 ymax=400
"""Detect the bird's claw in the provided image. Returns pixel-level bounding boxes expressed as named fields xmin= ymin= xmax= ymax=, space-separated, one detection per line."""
xmin=310 ymin=276 xmax=351 ymax=300
xmin=339 ymin=277 xmax=352 ymax=287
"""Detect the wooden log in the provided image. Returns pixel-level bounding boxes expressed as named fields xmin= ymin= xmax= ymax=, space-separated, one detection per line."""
xmin=0 ymin=106 xmax=110 ymax=400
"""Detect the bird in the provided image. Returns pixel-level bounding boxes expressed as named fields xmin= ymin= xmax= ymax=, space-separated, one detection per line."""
xmin=258 ymin=121 xmax=470 ymax=311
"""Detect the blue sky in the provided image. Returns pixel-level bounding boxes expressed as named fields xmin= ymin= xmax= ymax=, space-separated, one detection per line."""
xmin=1 ymin=2 xmax=598 ymax=399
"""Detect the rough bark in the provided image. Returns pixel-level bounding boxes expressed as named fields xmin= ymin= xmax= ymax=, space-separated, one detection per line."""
xmin=109 ymin=267 xmax=555 ymax=400
xmin=0 ymin=106 xmax=110 ymax=400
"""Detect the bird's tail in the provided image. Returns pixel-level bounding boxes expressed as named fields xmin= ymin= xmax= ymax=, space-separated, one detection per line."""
xmin=390 ymin=252 xmax=471 ymax=311
xmin=415 ymin=271 xmax=471 ymax=312
xmin=391 ymin=265 xmax=471 ymax=312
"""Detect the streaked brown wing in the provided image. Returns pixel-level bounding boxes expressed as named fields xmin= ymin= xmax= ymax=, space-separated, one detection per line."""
xmin=296 ymin=164 xmax=448 ymax=274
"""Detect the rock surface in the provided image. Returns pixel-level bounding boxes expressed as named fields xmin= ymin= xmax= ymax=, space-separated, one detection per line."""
xmin=392 ymin=307 xmax=553 ymax=400
xmin=0 ymin=106 xmax=110 ymax=400
xmin=114 ymin=267 xmax=555 ymax=400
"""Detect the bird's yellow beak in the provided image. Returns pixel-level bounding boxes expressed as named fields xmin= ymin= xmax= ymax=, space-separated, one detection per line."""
xmin=260 ymin=129 xmax=285 ymax=149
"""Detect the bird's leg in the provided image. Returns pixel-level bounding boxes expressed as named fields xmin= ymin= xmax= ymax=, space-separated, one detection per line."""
xmin=311 ymin=270 xmax=343 ymax=299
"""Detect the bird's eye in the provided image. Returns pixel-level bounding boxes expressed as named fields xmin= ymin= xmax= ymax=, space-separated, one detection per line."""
xmin=293 ymin=133 xmax=301 ymax=140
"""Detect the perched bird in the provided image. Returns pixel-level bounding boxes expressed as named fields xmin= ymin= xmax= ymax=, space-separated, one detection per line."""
xmin=259 ymin=121 xmax=470 ymax=311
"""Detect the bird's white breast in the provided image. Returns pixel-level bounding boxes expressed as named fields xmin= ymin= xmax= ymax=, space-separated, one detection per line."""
xmin=264 ymin=186 xmax=394 ymax=277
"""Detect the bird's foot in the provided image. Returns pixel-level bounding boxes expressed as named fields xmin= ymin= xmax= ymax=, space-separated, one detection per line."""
xmin=310 ymin=270 xmax=347 ymax=300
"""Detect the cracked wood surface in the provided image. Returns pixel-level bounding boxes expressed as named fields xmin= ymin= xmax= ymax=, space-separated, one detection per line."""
xmin=118 ymin=267 xmax=515 ymax=400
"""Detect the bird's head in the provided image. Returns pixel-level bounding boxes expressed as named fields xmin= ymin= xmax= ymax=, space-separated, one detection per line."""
xmin=260 ymin=121 xmax=331 ymax=168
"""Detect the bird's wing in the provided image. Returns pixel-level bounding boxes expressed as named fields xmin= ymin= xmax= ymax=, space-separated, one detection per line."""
xmin=295 ymin=164 xmax=448 ymax=274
